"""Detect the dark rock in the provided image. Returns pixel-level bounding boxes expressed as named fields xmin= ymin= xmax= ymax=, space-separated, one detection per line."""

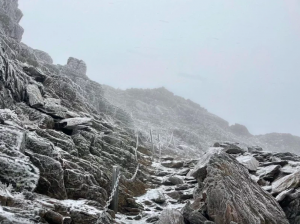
xmin=280 ymin=190 xmax=300 ymax=224
xmin=146 ymin=215 xmax=159 ymax=223
xmin=162 ymin=176 xmax=184 ymax=186
xmin=155 ymin=170 xmax=169 ymax=177
xmin=26 ymin=151 xmax=67 ymax=199
xmin=134 ymin=215 xmax=142 ymax=220
xmin=256 ymin=165 xmax=280 ymax=181
xmin=161 ymin=160 xmax=184 ymax=169
xmin=148 ymin=190 xmax=166 ymax=204
xmin=166 ymin=191 xmax=181 ymax=200
xmin=155 ymin=206 xmax=163 ymax=211
xmin=261 ymin=161 xmax=289 ymax=167
xmin=175 ymin=184 xmax=190 ymax=191
xmin=273 ymin=152 xmax=300 ymax=162
xmin=188 ymin=147 xmax=222 ymax=182
xmin=218 ymin=142 xmax=245 ymax=154
xmin=180 ymin=192 xmax=193 ymax=200
xmin=182 ymin=201 xmax=207 ymax=224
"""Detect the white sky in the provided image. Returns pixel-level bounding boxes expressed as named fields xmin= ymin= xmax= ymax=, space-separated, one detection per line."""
xmin=19 ymin=0 xmax=300 ymax=136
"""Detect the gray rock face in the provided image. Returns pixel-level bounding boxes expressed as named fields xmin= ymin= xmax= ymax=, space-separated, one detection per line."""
xmin=214 ymin=142 xmax=245 ymax=154
xmin=157 ymin=209 xmax=185 ymax=224
xmin=188 ymin=147 xmax=223 ymax=182
xmin=256 ymin=165 xmax=280 ymax=181
xmin=162 ymin=176 xmax=184 ymax=186
xmin=280 ymin=189 xmax=300 ymax=224
xmin=0 ymin=0 xmax=24 ymax=42
xmin=182 ymin=201 xmax=208 ymax=224
xmin=236 ymin=155 xmax=259 ymax=171
xmin=191 ymin=152 xmax=289 ymax=224
xmin=63 ymin=57 xmax=88 ymax=78
xmin=33 ymin=49 xmax=53 ymax=64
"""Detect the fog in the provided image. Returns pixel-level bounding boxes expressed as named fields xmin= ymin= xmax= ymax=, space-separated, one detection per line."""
xmin=19 ymin=0 xmax=300 ymax=136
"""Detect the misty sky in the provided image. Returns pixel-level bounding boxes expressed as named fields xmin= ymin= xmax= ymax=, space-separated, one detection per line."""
xmin=19 ymin=0 xmax=300 ymax=136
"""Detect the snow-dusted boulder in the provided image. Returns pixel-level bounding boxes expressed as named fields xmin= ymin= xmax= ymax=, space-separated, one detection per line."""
xmin=157 ymin=209 xmax=184 ymax=224
xmin=148 ymin=190 xmax=166 ymax=204
xmin=256 ymin=165 xmax=280 ymax=181
xmin=190 ymin=152 xmax=289 ymax=224
xmin=272 ymin=170 xmax=300 ymax=194
xmin=0 ymin=154 xmax=39 ymax=192
xmin=188 ymin=147 xmax=223 ymax=181
xmin=236 ymin=155 xmax=259 ymax=171
xmin=26 ymin=84 xmax=44 ymax=108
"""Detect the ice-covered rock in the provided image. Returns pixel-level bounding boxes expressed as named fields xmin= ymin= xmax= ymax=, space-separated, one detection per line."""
xmin=59 ymin=117 xmax=92 ymax=130
xmin=272 ymin=170 xmax=300 ymax=194
xmin=147 ymin=190 xmax=166 ymax=204
xmin=26 ymin=84 xmax=44 ymax=108
xmin=191 ymin=152 xmax=289 ymax=224
xmin=188 ymin=147 xmax=222 ymax=181
xmin=256 ymin=165 xmax=280 ymax=181
xmin=236 ymin=155 xmax=259 ymax=171
xmin=157 ymin=209 xmax=185 ymax=224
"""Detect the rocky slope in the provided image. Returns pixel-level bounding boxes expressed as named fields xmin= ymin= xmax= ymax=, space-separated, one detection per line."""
xmin=0 ymin=1 xmax=151 ymax=223
xmin=0 ymin=1 xmax=300 ymax=224
xmin=103 ymin=86 xmax=300 ymax=156
xmin=116 ymin=142 xmax=300 ymax=224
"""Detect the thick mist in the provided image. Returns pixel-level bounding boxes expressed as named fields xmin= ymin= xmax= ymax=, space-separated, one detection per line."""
xmin=19 ymin=0 xmax=300 ymax=136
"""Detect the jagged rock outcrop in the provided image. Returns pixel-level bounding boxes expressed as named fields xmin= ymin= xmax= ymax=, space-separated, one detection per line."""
xmin=0 ymin=2 xmax=148 ymax=223
xmin=229 ymin=123 xmax=252 ymax=136
xmin=157 ymin=209 xmax=185 ymax=224
xmin=189 ymin=151 xmax=289 ymax=224
xmin=0 ymin=0 xmax=24 ymax=42
xmin=34 ymin=49 xmax=53 ymax=64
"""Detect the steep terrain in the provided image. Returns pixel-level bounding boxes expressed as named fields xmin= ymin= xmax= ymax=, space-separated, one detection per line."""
xmin=0 ymin=1 xmax=300 ymax=224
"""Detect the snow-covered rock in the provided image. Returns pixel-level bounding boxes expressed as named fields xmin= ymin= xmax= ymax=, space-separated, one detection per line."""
xmin=236 ymin=155 xmax=259 ymax=171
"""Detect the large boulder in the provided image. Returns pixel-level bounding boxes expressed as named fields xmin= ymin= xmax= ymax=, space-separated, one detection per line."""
xmin=147 ymin=190 xmax=166 ymax=204
xmin=157 ymin=209 xmax=185 ymax=224
xmin=26 ymin=84 xmax=44 ymax=108
xmin=191 ymin=152 xmax=289 ymax=224
xmin=272 ymin=170 xmax=300 ymax=194
xmin=188 ymin=147 xmax=222 ymax=182
xmin=236 ymin=155 xmax=259 ymax=171
xmin=182 ymin=201 xmax=208 ymax=224
xmin=256 ymin=165 xmax=280 ymax=181
xmin=62 ymin=57 xmax=88 ymax=79
xmin=279 ymin=190 xmax=300 ymax=224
